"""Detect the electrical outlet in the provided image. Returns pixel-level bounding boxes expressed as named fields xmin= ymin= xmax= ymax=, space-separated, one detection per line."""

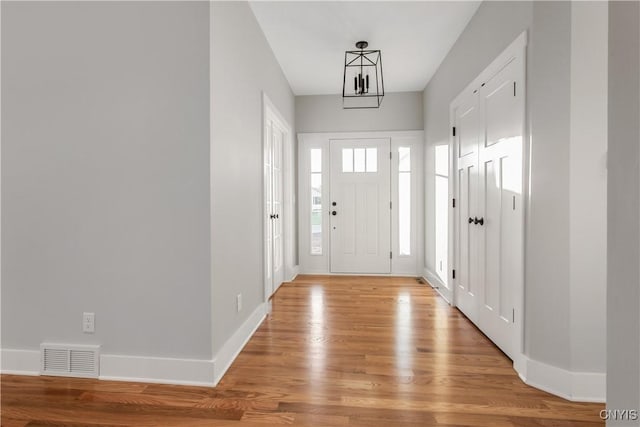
xmin=236 ymin=294 xmax=242 ymax=312
xmin=82 ymin=312 xmax=95 ymax=333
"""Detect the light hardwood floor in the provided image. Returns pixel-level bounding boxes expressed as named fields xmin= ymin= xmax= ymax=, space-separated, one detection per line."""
xmin=1 ymin=275 xmax=604 ymax=426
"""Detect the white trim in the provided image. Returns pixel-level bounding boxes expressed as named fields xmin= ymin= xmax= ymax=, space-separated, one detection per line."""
xmin=286 ymin=265 xmax=299 ymax=282
xmin=297 ymin=272 xmax=420 ymax=278
xmin=516 ymin=356 xmax=606 ymax=403
xmin=212 ymin=301 xmax=268 ymax=385
xmin=0 ymin=348 xmax=216 ymax=387
xmin=450 ymin=32 xmax=528 ymax=109
xmin=263 ymin=92 xmax=293 ymax=302
xmin=2 ymin=318 xmax=271 ymax=388
xmin=422 ymin=268 xmax=452 ymax=304
xmin=298 ymin=130 xmax=425 ymax=275
xmin=100 ymin=354 xmax=214 ymax=387
xmin=1 ymin=349 xmax=40 ymax=376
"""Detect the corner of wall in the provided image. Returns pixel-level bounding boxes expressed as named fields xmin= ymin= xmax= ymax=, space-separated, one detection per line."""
xmin=212 ymin=302 xmax=268 ymax=385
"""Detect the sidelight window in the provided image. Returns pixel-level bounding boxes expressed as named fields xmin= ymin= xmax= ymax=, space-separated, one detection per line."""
xmin=398 ymin=147 xmax=411 ymax=256
xmin=310 ymin=148 xmax=322 ymax=255
xmin=435 ymin=145 xmax=449 ymax=285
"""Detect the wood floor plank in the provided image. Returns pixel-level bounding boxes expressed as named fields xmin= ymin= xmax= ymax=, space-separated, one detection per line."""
xmin=1 ymin=275 xmax=604 ymax=426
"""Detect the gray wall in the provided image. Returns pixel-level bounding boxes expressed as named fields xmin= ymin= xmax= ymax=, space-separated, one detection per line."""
xmin=424 ymin=1 xmax=607 ymax=374
xmin=569 ymin=1 xmax=608 ymax=375
xmin=422 ymin=0 xmax=534 ymax=304
xmin=608 ymin=1 xmax=640 ymax=421
xmin=1 ymin=2 xmax=212 ymax=358
xmin=211 ymin=2 xmax=295 ymax=354
xmin=296 ymin=92 xmax=423 ymax=133
xmin=526 ymin=0 xmax=572 ymax=370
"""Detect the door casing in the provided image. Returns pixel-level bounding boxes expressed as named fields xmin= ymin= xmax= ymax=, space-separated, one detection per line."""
xmin=263 ymin=94 xmax=293 ymax=302
xmin=297 ymin=131 xmax=424 ymax=276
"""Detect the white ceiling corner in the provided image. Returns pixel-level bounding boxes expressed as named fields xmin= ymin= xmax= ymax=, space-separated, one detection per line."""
xmin=249 ymin=1 xmax=481 ymax=96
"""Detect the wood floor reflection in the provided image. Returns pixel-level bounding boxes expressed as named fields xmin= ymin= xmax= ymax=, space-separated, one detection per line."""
xmin=1 ymin=275 xmax=604 ymax=426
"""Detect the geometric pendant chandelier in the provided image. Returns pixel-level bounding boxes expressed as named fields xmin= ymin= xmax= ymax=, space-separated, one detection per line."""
xmin=342 ymin=41 xmax=384 ymax=109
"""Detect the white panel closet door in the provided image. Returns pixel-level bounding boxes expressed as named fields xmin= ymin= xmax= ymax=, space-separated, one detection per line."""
xmin=330 ymin=138 xmax=391 ymax=274
xmin=477 ymin=57 xmax=524 ymax=359
xmin=453 ymin=91 xmax=481 ymax=324
xmin=272 ymin=124 xmax=285 ymax=290
xmin=264 ymin=120 xmax=274 ymax=297
xmin=451 ymin=34 xmax=525 ymax=360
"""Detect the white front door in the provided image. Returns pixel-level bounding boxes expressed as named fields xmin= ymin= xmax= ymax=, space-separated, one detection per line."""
xmin=329 ymin=138 xmax=391 ymax=274
xmin=476 ymin=57 xmax=524 ymax=359
xmin=453 ymin=90 xmax=481 ymax=323
xmin=264 ymin=117 xmax=284 ymax=298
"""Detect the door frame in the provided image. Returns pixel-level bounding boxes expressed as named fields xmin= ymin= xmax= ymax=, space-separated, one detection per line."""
xmin=297 ymin=130 xmax=424 ymax=276
xmin=448 ymin=31 xmax=527 ymax=366
xmin=262 ymin=93 xmax=294 ymax=305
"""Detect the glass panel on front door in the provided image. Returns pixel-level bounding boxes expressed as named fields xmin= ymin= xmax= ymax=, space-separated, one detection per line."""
xmin=342 ymin=147 xmax=378 ymax=173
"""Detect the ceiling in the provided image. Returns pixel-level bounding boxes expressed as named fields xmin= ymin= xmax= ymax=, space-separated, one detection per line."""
xmin=249 ymin=1 xmax=481 ymax=96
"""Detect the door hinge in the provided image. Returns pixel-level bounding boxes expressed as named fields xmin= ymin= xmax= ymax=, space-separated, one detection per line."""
xmin=512 ymin=308 xmax=515 ymax=323
xmin=390 ymin=251 xmax=393 ymax=259
xmin=452 ymin=198 xmax=456 ymax=208
xmin=452 ymin=126 xmax=456 ymax=137
xmin=452 ymin=269 xmax=456 ymax=279
xmin=513 ymin=81 xmax=516 ymax=97
xmin=389 ymin=151 xmax=392 ymax=159
xmin=390 ymin=201 xmax=392 ymax=209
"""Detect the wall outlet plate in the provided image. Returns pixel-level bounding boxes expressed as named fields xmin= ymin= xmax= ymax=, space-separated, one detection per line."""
xmin=82 ymin=312 xmax=95 ymax=333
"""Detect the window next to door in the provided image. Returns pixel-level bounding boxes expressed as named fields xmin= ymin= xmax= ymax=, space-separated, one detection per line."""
xmin=435 ymin=145 xmax=449 ymax=285
xmin=398 ymin=147 xmax=411 ymax=256
xmin=310 ymin=148 xmax=322 ymax=255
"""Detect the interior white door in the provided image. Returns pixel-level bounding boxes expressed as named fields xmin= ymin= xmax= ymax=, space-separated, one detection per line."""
xmin=451 ymin=35 xmax=526 ymax=360
xmin=453 ymin=91 xmax=481 ymax=323
xmin=264 ymin=118 xmax=284 ymax=298
xmin=271 ymin=124 xmax=285 ymax=289
xmin=476 ymin=57 xmax=524 ymax=359
xmin=330 ymin=138 xmax=391 ymax=274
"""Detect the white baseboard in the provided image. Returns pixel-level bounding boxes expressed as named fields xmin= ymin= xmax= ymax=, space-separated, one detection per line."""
xmin=0 ymin=304 xmax=268 ymax=388
xmin=1 ymin=348 xmax=214 ymax=387
xmin=286 ymin=265 xmax=299 ymax=282
xmin=516 ymin=356 xmax=606 ymax=403
xmin=212 ymin=302 xmax=268 ymax=385
xmin=422 ymin=268 xmax=452 ymax=304
xmin=1 ymin=349 xmax=40 ymax=376
xmin=297 ymin=271 xmax=417 ymax=277
xmin=100 ymin=354 xmax=214 ymax=387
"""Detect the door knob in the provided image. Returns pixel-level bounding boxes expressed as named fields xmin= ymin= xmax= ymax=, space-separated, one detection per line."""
xmin=269 ymin=214 xmax=275 ymax=219
xmin=332 ymin=202 xmax=337 ymax=206
xmin=275 ymin=214 xmax=279 ymax=219
xmin=474 ymin=216 xmax=484 ymax=225
xmin=468 ymin=217 xmax=474 ymax=224
xmin=332 ymin=211 xmax=337 ymax=216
